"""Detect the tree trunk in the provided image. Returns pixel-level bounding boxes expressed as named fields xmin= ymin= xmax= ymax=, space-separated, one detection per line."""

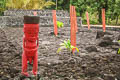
xmin=108 ymin=18 xmax=111 ymax=24
xmin=56 ymin=0 xmax=57 ymax=10
xmin=80 ymin=12 xmax=82 ymax=17
xmin=98 ymin=9 xmax=102 ymax=24
xmin=116 ymin=15 xmax=119 ymax=25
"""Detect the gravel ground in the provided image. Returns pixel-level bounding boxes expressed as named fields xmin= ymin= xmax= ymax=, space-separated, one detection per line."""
xmin=0 ymin=26 xmax=120 ymax=80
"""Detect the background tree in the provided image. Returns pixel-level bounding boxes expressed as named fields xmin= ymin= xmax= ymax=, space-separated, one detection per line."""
xmin=112 ymin=0 xmax=120 ymax=24
xmin=1 ymin=0 xmax=120 ymax=25
xmin=70 ymin=0 xmax=88 ymax=17
xmin=70 ymin=0 xmax=120 ymax=24
xmin=0 ymin=0 xmax=6 ymax=16
xmin=6 ymin=0 xmax=55 ymax=10
xmin=51 ymin=0 xmax=69 ymax=10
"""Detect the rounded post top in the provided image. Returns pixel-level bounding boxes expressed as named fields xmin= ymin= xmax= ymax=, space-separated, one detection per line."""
xmin=24 ymin=16 xmax=40 ymax=24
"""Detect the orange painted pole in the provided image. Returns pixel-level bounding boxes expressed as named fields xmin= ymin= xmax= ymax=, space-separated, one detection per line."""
xmin=86 ymin=11 xmax=90 ymax=30
xmin=52 ymin=10 xmax=58 ymax=36
xmin=70 ymin=5 xmax=73 ymax=46
xmin=70 ymin=5 xmax=76 ymax=53
xmin=70 ymin=5 xmax=71 ymax=28
xmin=70 ymin=5 xmax=73 ymax=47
xmin=73 ymin=6 xmax=78 ymax=32
xmin=73 ymin=6 xmax=76 ymax=48
xmin=102 ymin=9 xmax=106 ymax=32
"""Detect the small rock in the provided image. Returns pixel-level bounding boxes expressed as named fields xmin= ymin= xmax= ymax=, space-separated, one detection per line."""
xmin=85 ymin=68 xmax=98 ymax=77
xmin=118 ymin=35 xmax=120 ymax=40
xmin=92 ymin=77 xmax=104 ymax=80
xmin=10 ymin=68 xmax=19 ymax=74
xmin=47 ymin=63 xmax=51 ymax=65
xmin=1 ymin=76 xmax=9 ymax=80
xmin=42 ymin=41 xmax=50 ymax=45
xmin=96 ymin=31 xmax=105 ymax=39
xmin=98 ymin=36 xmax=113 ymax=47
xmin=103 ymin=74 xmax=115 ymax=80
xmin=115 ymin=73 xmax=120 ymax=80
xmin=81 ymin=64 xmax=87 ymax=69
xmin=64 ymin=77 xmax=70 ymax=80
xmin=85 ymin=46 xmax=98 ymax=52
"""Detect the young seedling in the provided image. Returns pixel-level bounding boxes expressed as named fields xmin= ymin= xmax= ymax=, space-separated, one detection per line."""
xmin=57 ymin=21 xmax=64 ymax=28
xmin=118 ymin=48 xmax=120 ymax=54
xmin=118 ymin=40 xmax=120 ymax=42
xmin=57 ymin=39 xmax=79 ymax=55
xmin=118 ymin=40 xmax=120 ymax=54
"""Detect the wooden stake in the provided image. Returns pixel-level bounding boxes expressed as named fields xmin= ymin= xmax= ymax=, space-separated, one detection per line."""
xmin=102 ymin=9 xmax=106 ymax=32
xmin=73 ymin=6 xmax=78 ymax=32
xmin=52 ymin=10 xmax=58 ymax=36
xmin=86 ymin=11 xmax=90 ymax=30
xmin=70 ymin=6 xmax=76 ymax=53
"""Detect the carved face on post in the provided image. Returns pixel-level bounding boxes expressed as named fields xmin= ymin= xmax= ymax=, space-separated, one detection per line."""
xmin=24 ymin=24 xmax=39 ymax=38
xmin=23 ymin=16 xmax=39 ymax=39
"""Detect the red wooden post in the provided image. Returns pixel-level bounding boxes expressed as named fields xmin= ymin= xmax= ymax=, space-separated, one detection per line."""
xmin=86 ymin=11 xmax=90 ymax=30
xmin=52 ymin=10 xmax=58 ymax=36
xmin=70 ymin=6 xmax=76 ymax=53
xmin=102 ymin=9 xmax=106 ymax=32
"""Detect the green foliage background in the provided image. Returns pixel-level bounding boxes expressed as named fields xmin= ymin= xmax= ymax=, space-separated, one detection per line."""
xmin=70 ymin=0 xmax=120 ymax=25
xmin=0 ymin=0 xmax=6 ymax=16
xmin=0 ymin=0 xmax=120 ymax=25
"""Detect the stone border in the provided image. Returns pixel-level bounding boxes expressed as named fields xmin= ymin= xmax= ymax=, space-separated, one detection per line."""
xmin=0 ymin=10 xmax=82 ymax=27
xmin=0 ymin=16 xmax=82 ymax=27
xmin=4 ymin=10 xmax=70 ymax=17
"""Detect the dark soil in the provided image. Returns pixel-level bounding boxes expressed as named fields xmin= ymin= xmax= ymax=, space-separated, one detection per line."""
xmin=0 ymin=26 xmax=120 ymax=80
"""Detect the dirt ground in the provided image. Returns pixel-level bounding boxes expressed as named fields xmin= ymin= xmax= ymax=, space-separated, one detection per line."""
xmin=0 ymin=26 xmax=120 ymax=80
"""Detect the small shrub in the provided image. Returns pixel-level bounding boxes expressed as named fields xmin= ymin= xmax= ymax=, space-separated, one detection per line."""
xmin=57 ymin=39 xmax=79 ymax=55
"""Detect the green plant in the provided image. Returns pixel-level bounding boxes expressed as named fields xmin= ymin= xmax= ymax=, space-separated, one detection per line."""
xmin=57 ymin=39 xmax=79 ymax=54
xmin=0 ymin=0 xmax=6 ymax=16
xmin=118 ymin=40 xmax=120 ymax=54
xmin=118 ymin=48 xmax=120 ymax=54
xmin=57 ymin=21 xmax=64 ymax=28
xmin=118 ymin=40 xmax=120 ymax=42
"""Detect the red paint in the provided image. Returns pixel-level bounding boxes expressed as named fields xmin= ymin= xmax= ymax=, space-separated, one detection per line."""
xmin=70 ymin=6 xmax=76 ymax=53
xmin=102 ymin=9 xmax=106 ymax=32
xmin=22 ymin=24 xmax=39 ymax=76
xmin=52 ymin=10 xmax=58 ymax=36
xmin=86 ymin=11 xmax=90 ymax=30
